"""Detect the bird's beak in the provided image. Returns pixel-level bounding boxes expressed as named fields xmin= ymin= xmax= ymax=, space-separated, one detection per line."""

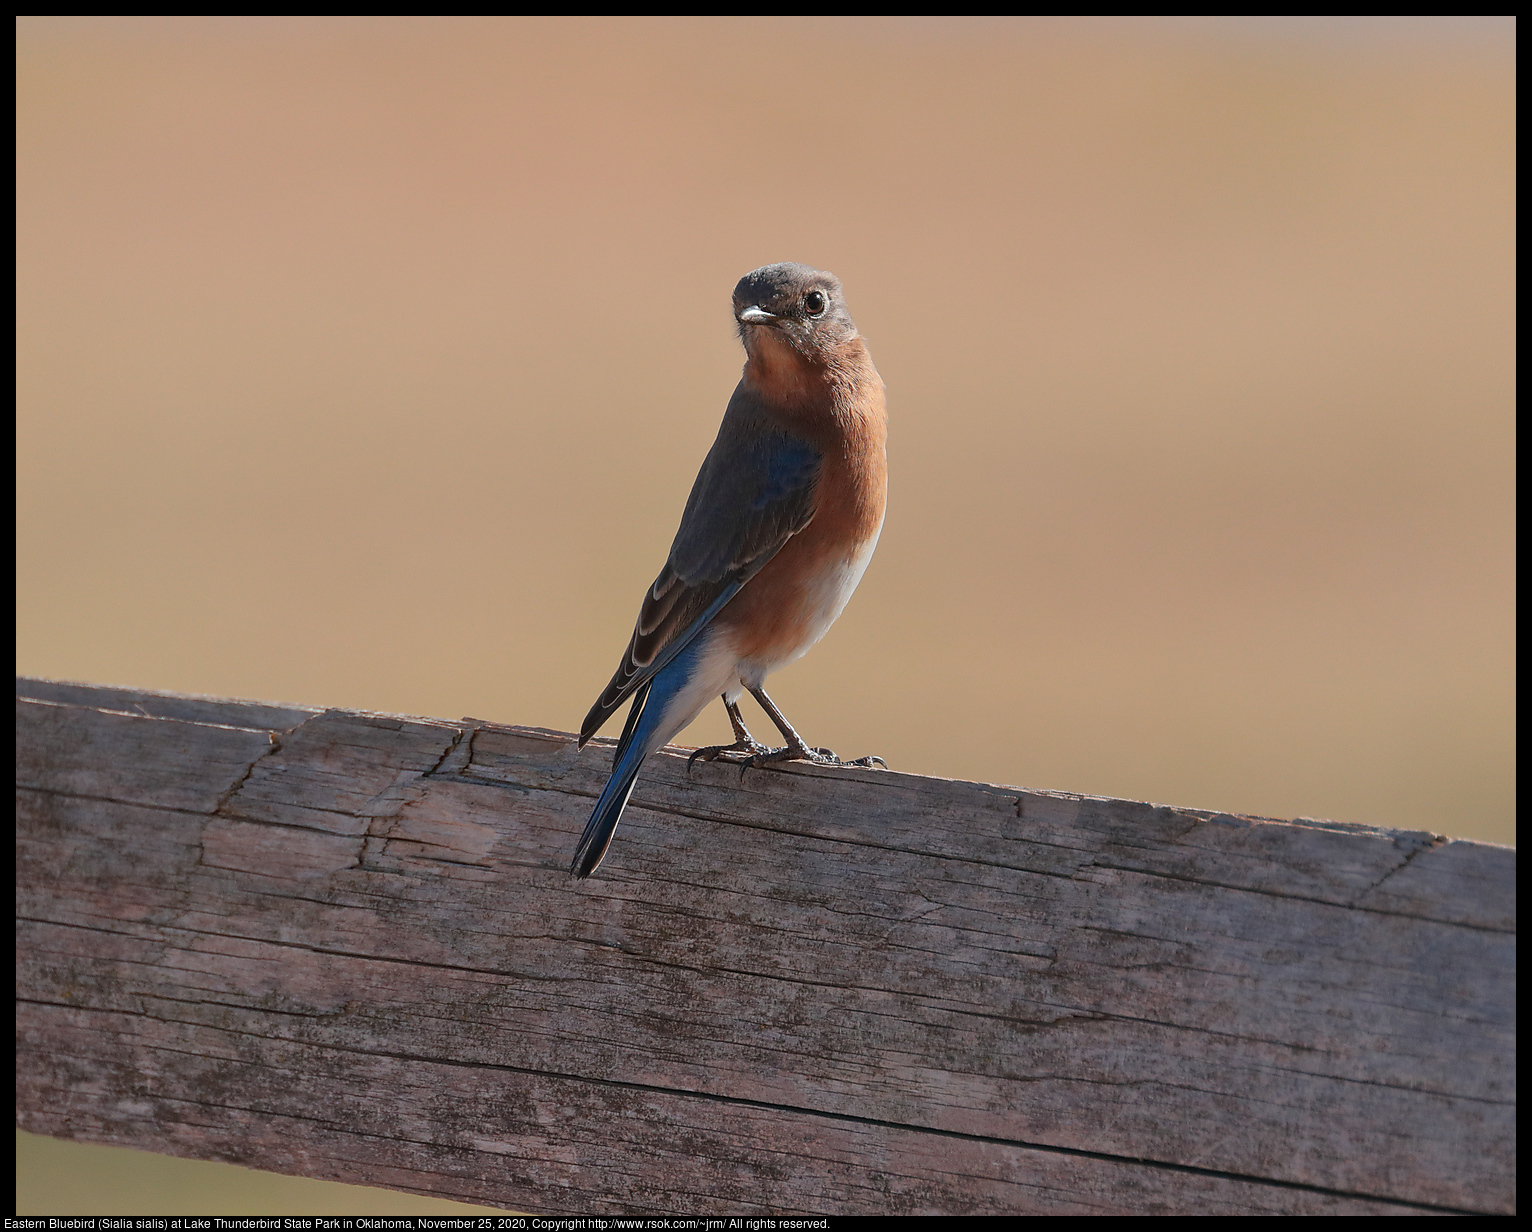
xmin=736 ymin=305 xmax=777 ymax=325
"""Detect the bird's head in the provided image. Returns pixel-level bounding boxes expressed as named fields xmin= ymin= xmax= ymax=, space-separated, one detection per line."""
xmin=733 ymin=263 xmax=858 ymax=365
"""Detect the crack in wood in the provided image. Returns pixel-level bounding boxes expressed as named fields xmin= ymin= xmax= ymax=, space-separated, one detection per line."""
xmin=15 ymin=995 xmax=1486 ymax=1215
xmin=1087 ymin=859 xmax=1515 ymax=933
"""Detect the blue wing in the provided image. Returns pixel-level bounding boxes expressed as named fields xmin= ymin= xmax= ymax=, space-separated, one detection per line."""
xmin=579 ymin=396 xmax=822 ymax=746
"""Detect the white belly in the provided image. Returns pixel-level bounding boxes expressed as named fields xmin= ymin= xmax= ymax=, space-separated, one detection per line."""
xmin=737 ymin=518 xmax=883 ymax=688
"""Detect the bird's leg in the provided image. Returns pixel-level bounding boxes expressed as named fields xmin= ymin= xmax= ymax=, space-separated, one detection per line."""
xmin=740 ymin=685 xmax=887 ymax=773
xmin=686 ymin=698 xmax=772 ymax=771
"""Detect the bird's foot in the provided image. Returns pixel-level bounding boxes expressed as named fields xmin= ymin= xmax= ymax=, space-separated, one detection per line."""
xmin=687 ymin=737 xmax=772 ymax=772
xmin=739 ymin=740 xmax=887 ymax=776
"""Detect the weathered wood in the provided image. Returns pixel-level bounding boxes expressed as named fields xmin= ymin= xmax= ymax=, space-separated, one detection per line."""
xmin=15 ymin=677 xmax=1515 ymax=1215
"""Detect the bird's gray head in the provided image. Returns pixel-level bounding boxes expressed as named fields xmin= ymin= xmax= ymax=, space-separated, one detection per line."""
xmin=733 ymin=263 xmax=858 ymax=361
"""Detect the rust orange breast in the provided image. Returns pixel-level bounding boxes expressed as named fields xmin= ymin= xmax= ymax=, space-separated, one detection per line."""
xmin=717 ymin=344 xmax=887 ymax=670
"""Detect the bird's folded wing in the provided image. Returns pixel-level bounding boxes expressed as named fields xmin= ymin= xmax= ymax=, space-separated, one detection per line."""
xmin=579 ymin=429 xmax=822 ymax=745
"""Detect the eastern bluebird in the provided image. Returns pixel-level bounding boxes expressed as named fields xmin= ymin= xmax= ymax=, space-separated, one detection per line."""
xmin=570 ymin=262 xmax=888 ymax=878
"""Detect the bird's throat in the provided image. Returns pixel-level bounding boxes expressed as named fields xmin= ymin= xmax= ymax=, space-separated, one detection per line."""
xmin=742 ymin=327 xmax=821 ymax=406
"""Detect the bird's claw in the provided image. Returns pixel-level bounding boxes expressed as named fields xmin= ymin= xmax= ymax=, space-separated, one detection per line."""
xmin=687 ymin=739 xmax=771 ymax=772
xmin=738 ymin=744 xmax=888 ymax=777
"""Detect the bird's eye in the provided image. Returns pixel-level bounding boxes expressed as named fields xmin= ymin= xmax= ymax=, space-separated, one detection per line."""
xmin=804 ymin=290 xmax=827 ymax=317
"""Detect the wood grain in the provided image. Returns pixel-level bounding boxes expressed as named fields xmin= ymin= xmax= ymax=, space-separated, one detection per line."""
xmin=15 ymin=677 xmax=1515 ymax=1214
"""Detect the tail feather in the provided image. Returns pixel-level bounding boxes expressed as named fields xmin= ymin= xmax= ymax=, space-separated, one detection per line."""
xmin=570 ymin=737 xmax=646 ymax=878
xmin=611 ymin=679 xmax=652 ymax=770
xmin=571 ymin=631 xmax=720 ymax=879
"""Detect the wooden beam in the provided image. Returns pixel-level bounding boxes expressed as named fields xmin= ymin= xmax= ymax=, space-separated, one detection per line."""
xmin=15 ymin=677 xmax=1515 ymax=1215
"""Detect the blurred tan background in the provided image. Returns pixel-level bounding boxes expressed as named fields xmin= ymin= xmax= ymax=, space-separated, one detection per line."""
xmin=16 ymin=15 xmax=1514 ymax=1214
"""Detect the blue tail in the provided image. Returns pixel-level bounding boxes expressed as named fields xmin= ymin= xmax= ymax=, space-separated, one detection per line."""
xmin=570 ymin=638 xmax=706 ymax=878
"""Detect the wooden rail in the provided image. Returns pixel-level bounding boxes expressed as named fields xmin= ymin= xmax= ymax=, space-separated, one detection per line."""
xmin=15 ymin=677 xmax=1515 ymax=1214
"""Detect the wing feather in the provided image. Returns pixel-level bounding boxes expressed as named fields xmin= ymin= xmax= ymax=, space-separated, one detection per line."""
xmin=578 ymin=419 xmax=821 ymax=746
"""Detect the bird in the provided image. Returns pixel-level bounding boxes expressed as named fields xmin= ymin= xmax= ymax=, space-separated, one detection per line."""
xmin=570 ymin=262 xmax=889 ymax=879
